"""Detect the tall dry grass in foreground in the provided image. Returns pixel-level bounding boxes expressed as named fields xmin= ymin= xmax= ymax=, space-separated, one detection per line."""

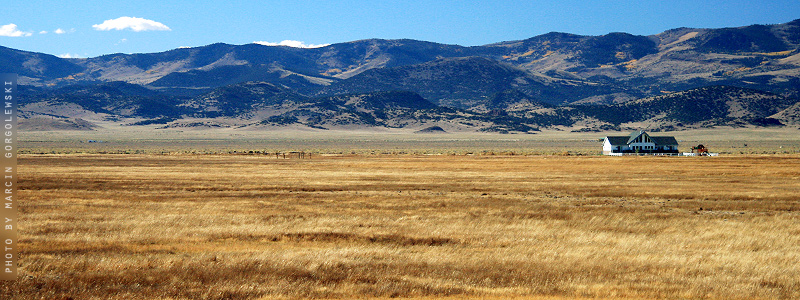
xmin=3 ymin=154 xmax=800 ymax=299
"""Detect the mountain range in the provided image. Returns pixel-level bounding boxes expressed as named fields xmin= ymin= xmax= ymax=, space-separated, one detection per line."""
xmin=8 ymin=19 xmax=800 ymax=132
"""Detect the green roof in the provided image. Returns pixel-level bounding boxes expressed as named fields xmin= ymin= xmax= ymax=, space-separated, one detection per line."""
xmin=651 ymin=136 xmax=678 ymax=145
xmin=605 ymin=136 xmax=630 ymax=146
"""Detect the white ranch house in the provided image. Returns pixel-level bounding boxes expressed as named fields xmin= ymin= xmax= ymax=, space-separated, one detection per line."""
xmin=603 ymin=131 xmax=679 ymax=156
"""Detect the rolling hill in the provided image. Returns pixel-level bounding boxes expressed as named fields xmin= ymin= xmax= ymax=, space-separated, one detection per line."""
xmin=574 ymin=86 xmax=798 ymax=131
xmin=7 ymin=19 xmax=800 ymax=132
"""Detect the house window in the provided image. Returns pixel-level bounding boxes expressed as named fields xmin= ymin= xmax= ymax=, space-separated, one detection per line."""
xmin=635 ymin=135 xmax=652 ymax=144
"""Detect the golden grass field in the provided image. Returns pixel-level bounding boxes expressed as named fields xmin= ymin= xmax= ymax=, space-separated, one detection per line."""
xmin=3 ymin=149 xmax=800 ymax=299
xmin=18 ymin=127 xmax=800 ymax=156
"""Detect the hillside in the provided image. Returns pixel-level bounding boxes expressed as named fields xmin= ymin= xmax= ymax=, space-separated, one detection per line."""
xmin=7 ymin=19 xmax=800 ymax=132
xmin=0 ymin=46 xmax=84 ymax=84
xmin=19 ymin=81 xmax=182 ymax=119
xmin=5 ymin=19 xmax=798 ymax=98
xmin=180 ymin=81 xmax=306 ymax=117
xmin=320 ymin=56 xmax=597 ymax=108
xmin=572 ymin=86 xmax=797 ymax=130
xmin=18 ymin=117 xmax=97 ymax=131
xmin=771 ymin=101 xmax=800 ymax=125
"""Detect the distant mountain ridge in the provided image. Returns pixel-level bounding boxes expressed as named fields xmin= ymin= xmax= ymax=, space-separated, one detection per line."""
xmin=7 ymin=19 xmax=800 ymax=132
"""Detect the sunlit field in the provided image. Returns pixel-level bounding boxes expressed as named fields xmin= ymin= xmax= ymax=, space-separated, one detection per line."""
xmin=18 ymin=127 xmax=800 ymax=155
xmin=4 ymin=151 xmax=800 ymax=299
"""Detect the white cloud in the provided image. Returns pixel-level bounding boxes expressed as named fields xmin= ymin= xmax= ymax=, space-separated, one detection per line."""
xmin=39 ymin=28 xmax=75 ymax=35
xmin=92 ymin=17 xmax=171 ymax=32
xmin=0 ymin=23 xmax=32 ymax=37
xmin=58 ymin=53 xmax=84 ymax=59
xmin=254 ymin=40 xmax=330 ymax=48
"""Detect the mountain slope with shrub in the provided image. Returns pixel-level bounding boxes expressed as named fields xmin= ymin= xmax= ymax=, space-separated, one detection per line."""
xmin=7 ymin=19 xmax=800 ymax=131
xmin=572 ymin=86 xmax=797 ymax=130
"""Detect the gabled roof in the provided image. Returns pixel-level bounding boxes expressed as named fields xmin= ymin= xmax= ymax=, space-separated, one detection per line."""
xmin=627 ymin=131 xmax=646 ymax=144
xmin=605 ymin=136 xmax=630 ymax=146
xmin=651 ymin=136 xmax=678 ymax=146
xmin=605 ymin=131 xmax=678 ymax=146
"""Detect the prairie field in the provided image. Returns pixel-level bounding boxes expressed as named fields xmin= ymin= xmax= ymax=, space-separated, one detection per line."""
xmin=3 ymin=151 xmax=800 ymax=299
xmin=18 ymin=127 xmax=800 ymax=156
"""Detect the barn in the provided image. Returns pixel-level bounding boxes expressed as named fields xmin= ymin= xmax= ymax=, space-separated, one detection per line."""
xmin=603 ymin=130 xmax=679 ymax=156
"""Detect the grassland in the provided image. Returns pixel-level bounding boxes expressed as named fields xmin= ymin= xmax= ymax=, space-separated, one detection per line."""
xmin=4 ymin=149 xmax=800 ymax=299
xmin=18 ymin=127 xmax=800 ymax=155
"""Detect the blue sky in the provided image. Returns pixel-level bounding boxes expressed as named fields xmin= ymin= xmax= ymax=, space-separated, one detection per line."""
xmin=1 ymin=0 xmax=798 ymax=58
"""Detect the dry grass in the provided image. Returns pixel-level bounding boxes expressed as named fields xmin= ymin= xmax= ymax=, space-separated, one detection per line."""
xmin=18 ymin=127 xmax=800 ymax=156
xmin=3 ymin=154 xmax=800 ymax=299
